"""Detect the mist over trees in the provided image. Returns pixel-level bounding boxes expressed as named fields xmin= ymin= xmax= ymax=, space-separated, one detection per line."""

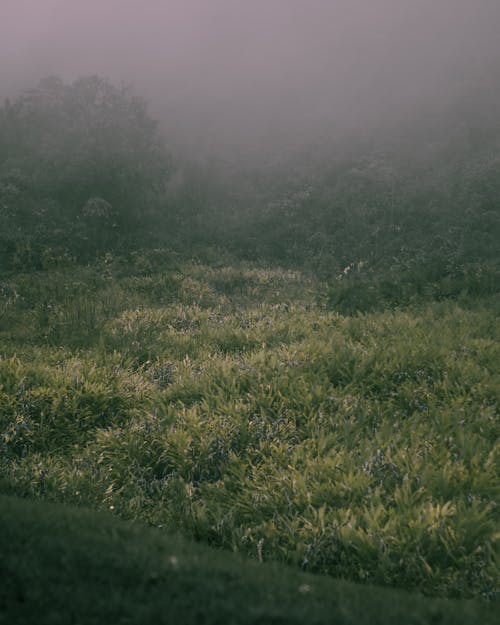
xmin=2 ymin=1 xmax=500 ymax=156
xmin=0 ymin=76 xmax=169 ymax=265
xmin=1 ymin=66 xmax=499 ymax=309
xmin=0 ymin=1 xmax=499 ymax=298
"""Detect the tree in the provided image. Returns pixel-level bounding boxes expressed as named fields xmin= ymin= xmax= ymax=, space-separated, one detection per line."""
xmin=0 ymin=76 xmax=170 ymax=263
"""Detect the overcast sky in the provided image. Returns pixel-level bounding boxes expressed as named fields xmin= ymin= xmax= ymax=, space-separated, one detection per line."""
xmin=1 ymin=1 xmax=499 ymax=157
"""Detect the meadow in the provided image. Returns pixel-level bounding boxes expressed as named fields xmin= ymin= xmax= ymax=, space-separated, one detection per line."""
xmin=1 ymin=252 xmax=498 ymax=602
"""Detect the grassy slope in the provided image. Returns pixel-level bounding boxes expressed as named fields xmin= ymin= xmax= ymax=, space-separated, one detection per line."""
xmin=1 ymin=258 xmax=498 ymax=601
xmin=1 ymin=494 xmax=497 ymax=625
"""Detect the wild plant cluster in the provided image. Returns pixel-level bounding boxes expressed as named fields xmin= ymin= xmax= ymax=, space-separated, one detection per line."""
xmin=1 ymin=258 xmax=497 ymax=599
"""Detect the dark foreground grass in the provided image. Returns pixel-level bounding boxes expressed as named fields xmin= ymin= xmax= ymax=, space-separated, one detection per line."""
xmin=1 ymin=495 xmax=497 ymax=625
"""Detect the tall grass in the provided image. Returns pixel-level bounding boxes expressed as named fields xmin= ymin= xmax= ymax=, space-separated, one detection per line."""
xmin=0 ymin=257 xmax=498 ymax=599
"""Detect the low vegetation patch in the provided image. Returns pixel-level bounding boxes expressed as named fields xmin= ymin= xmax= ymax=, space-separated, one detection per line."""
xmin=1 ymin=259 xmax=498 ymax=600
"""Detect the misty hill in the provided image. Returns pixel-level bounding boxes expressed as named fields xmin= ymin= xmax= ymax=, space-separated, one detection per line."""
xmin=2 ymin=73 xmax=498 ymax=312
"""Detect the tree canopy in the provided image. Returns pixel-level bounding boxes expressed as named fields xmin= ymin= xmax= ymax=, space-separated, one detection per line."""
xmin=0 ymin=76 xmax=169 ymax=266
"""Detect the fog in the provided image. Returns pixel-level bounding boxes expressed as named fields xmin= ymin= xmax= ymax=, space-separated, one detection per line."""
xmin=2 ymin=1 xmax=500 ymax=160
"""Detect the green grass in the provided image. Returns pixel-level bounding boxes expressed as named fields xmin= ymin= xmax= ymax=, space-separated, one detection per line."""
xmin=1 ymin=256 xmax=498 ymax=601
xmin=1 ymin=494 xmax=497 ymax=625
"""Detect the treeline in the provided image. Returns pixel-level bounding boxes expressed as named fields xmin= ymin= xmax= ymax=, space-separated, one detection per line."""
xmin=0 ymin=76 xmax=169 ymax=267
xmin=238 ymin=140 xmax=500 ymax=311
xmin=1 ymin=76 xmax=498 ymax=310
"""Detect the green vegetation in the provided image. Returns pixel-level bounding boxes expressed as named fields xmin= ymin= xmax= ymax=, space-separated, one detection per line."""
xmin=1 ymin=259 xmax=498 ymax=601
xmin=2 ymin=494 xmax=497 ymax=625
xmin=2 ymin=77 xmax=499 ymax=310
xmin=0 ymin=76 xmax=169 ymax=268
xmin=1 ymin=76 xmax=498 ymax=619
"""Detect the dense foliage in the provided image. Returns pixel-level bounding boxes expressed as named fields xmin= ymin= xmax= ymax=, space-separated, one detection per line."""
xmin=1 ymin=259 xmax=498 ymax=599
xmin=0 ymin=76 xmax=169 ymax=267
xmin=194 ymin=105 xmax=500 ymax=311
xmin=1 ymin=76 xmax=499 ymax=312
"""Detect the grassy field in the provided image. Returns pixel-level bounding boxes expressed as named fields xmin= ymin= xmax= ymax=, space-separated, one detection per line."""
xmin=1 ymin=254 xmax=498 ymax=605
xmin=1 ymin=494 xmax=498 ymax=625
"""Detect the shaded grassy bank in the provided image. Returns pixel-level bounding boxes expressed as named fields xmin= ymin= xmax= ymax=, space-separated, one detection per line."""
xmin=1 ymin=494 xmax=497 ymax=625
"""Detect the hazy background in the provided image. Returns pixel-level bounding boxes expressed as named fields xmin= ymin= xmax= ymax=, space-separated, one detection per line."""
xmin=1 ymin=0 xmax=500 ymax=159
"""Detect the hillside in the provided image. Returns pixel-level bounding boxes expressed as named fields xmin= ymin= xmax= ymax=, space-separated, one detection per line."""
xmin=1 ymin=494 xmax=497 ymax=625
xmin=1 ymin=260 xmax=498 ymax=601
